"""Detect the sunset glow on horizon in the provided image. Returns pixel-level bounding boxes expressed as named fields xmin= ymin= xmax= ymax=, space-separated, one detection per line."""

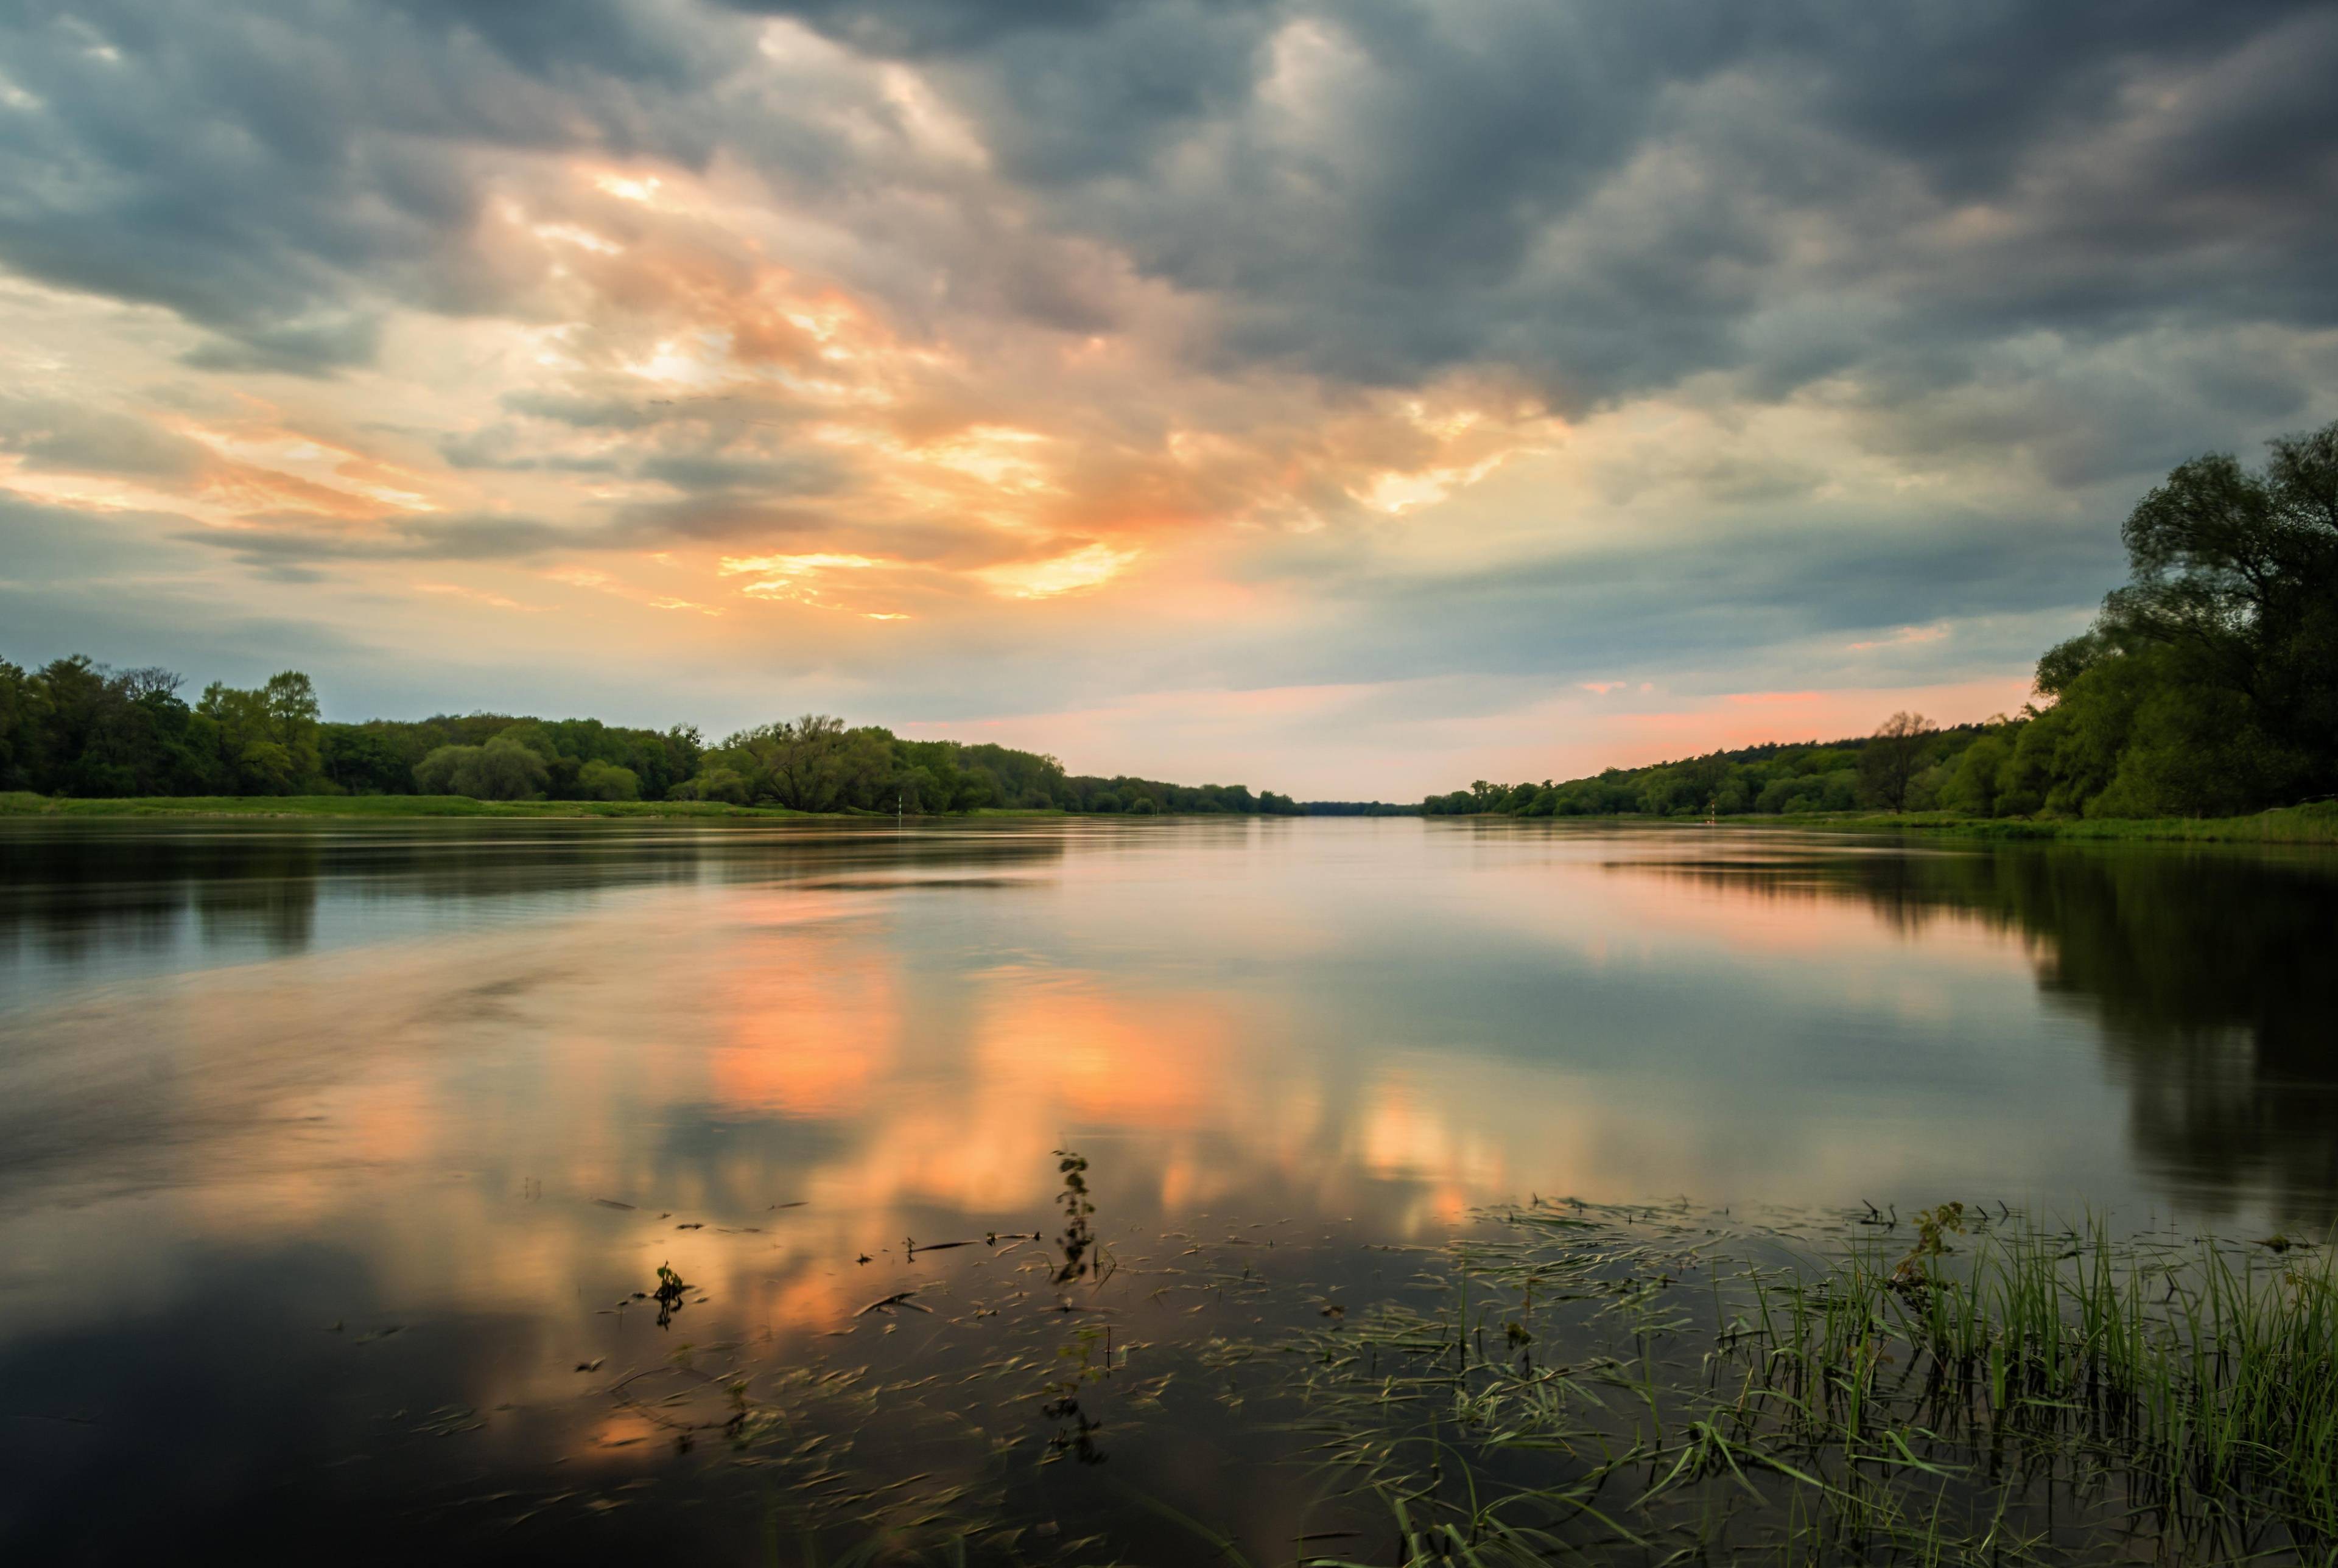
xmin=4 ymin=2 xmax=2334 ymax=796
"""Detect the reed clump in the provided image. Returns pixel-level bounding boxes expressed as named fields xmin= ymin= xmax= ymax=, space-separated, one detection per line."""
xmin=1259 ymin=1203 xmax=2338 ymax=1566
xmin=1836 ymin=1217 xmax=2338 ymax=1551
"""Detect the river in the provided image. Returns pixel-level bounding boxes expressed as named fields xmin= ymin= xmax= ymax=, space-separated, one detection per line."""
xmin=2 ymin=817 xmax=2332 ymax=1559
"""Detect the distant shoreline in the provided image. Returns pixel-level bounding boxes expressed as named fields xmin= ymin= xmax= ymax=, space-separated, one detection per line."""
xmin=1 ymin=792 xmax=957 ymax=822
xmin=1418 ymin=803 xmax=2338 ymax=846
xmin=5 ymin=791 xmax=2333 ymax=844
xmin=0 ymin=793 xmax=1259 ymax=822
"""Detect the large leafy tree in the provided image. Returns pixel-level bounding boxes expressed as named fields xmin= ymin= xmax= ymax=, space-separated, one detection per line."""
xmin=2041 ymin=420 xmax=2338 ymax=814
xmin=1858 ymin=713 xmax=1937 ymax=813
xmin=195 ymin=671 xmax=324 ymax=794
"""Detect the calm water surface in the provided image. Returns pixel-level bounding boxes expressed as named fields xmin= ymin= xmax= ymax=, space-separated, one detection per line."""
xmin=1 ymin=817 xmax=2332 ymax=1558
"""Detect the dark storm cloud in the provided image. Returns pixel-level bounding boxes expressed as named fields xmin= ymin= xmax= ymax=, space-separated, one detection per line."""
xmin=7 ymin=0 xmax=2336 ymax=743
xmin=710 ymin=0 xmax=1150 ymax=57
xmin=1090 ymin=0 xmax=2334 ymax=406
xmin=758 ymin=0 xmax=2336 ymax=421
xmin=6 ymin=0 xmax=2329 ymax=415
xmin=0 ymin=0 xmax=734 ymax=372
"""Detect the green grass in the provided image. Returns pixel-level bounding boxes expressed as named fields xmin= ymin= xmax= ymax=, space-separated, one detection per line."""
xmin=9 ymin=791 xmax=2334 ymax=841
xmin=269 ymin=1151 xmax=2334 ymax=1564
xmin=1788 ymin=801 xmax=2338 ymax=845
xmin=0 ymin=793 xmax=1285 ymax=822
xmin=1441 ymin=802 xmax=2338 ymax=845
xmin=0 ymin=790 xmax=806 ymax=820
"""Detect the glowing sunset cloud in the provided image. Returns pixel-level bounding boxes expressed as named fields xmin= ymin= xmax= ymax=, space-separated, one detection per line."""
xmin=978 ymin=543 xmax=1137 ymax=600
xmin=1 ymin=2 xmax=2333 ymax=793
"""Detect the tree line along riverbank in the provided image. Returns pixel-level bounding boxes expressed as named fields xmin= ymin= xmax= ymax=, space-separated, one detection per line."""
xmin=0 ymin=667 xmax=1304 ymax=818
xmin=1425 ymin=421 xmax=2338 ymax=833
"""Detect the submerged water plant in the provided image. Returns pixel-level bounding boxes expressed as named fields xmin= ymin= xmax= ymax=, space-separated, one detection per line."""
xmin=560 ymin=1169 xmax=2338 ymax=1566
xmin=652 ymin=1261 xmax=690 ymax=1329
xmin=1249 ymin=1202 xmax=2338 ymax=1566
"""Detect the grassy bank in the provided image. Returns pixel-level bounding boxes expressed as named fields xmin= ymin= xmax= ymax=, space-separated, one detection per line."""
xmin=0 ymin=790 xmax=807 ymax=820
xmin=1431 ymin=802 xmax=2338 ymax=845
xmin=0 ymin=793 xmax=1187 ymax=822
xmin=1787 ymin=801 xmax=2338 ymax=844
xmin=9 ymin=791 xmax=2334 ymax=841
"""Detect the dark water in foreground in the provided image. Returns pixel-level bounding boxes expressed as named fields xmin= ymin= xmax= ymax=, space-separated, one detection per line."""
xmin=0 ymin=817 xmax=2333 ymax=1559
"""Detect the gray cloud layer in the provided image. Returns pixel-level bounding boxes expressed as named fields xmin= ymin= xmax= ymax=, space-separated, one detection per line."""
xmin=7 ymin=1 xmax=2330 ymax=398
xmin=4 ymin=0 xmax=2336 ymax=753
xmin=737 ymin=0 xmax=2338 ymax=408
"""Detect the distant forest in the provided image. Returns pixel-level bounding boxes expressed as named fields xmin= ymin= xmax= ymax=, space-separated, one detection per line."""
xmin=1427 ymin=419 xmax=2338 ymax=821
xmin=0 ymin=671 xmax=1302 ymax=816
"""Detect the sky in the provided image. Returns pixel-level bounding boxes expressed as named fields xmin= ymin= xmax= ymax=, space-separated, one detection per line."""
xmin=2 ymin=1 xmax=2334 ymax=799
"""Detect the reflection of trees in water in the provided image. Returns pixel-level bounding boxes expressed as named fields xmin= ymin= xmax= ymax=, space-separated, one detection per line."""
xmin=0 ymin=833 xmax=328 ymax=963
xmin=0 ymin=824 xmax=1071 ymax=968
xmin=192 ymin=839 xmax=325 ymax=953
xmin=1634 ymin=847 xmax=2338 ymax=1218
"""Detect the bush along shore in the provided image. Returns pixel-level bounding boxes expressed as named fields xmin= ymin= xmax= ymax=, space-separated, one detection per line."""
xmin=0 ymin=790 xmax=805 ymax=819
xmin=0 ymin=663 xmax=1301 ymax=817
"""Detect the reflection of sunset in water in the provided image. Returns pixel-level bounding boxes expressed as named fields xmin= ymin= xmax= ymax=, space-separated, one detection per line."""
xmin=3 ymin=819 xmax=2336 ymax=1557
xmin=711 ymin=930 xmax=901 ymax=1118
xmin=975 ymin=974 xmax=1234 ymax=1130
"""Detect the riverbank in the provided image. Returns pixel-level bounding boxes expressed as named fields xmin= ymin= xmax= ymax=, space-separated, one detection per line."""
xmin=1425 ymin=801 xmax=2338 ymax=845
xmin=0 ymin=792 xmax=1149 ymax=822
xmin=1777 ymin=801 xmax=2338 ymax=844
xmin=0 ymin=791 xmax=810 ymax=820
xmin=9 ymin=791 xmax=2333 ymax=841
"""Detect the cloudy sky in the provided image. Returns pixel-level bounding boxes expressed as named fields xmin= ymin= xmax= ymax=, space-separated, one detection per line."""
xmin=2 ymin=0 xmax=2333 ymax=797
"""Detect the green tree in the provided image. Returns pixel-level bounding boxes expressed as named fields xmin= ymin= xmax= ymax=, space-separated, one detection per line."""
xmin=464 ymin=737 xmax=550 ymax=799
xmin=413 ymin=737 xmax=549 ymax=800
xmin=1938 ymin=732 xmax=2012 ymax=816
xmin=575 ymin=759 xmax=640 ymax=801
xmin=321 ymin=724 xmax=415 ymax=794
xmin=196 ymin=671 xmax=321 ymax=794
xmin=2036 ymin=420 xmax=2338 ymax=814
xmin=1857 ymin=712 xmax=1936 ymax=813
xmin=0 ymin=659 xmax=33 ymax=789
xmin=262 ymin=671 xmax=321 ymax=775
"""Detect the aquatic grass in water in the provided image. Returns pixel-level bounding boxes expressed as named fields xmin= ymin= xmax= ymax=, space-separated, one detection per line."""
xmin=356 ymin=1177 xmax=2338 ymax=1565
xmin=1246 ymin=1201 xmax=2338 ymax=1566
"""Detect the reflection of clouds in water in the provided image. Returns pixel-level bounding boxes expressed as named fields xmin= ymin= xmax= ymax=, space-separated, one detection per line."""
xmin=977 ymin=975 xmax=1234 ymax=1129
xmin=1 ymin=821 xmax=2335 ymax=1564
xmin=2 ymin=824 xmax=2332 ymax=1377
xmin=711 ymin=930 xmax=900 ymax=1119
xmin=1356 ymin=1079 xmax=1498 ymax=1214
